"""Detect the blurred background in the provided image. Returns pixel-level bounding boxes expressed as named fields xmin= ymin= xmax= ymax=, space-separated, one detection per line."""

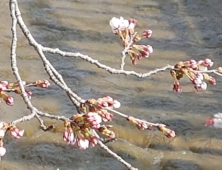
xmin=0 ymin=0 xmax=222 ymax=169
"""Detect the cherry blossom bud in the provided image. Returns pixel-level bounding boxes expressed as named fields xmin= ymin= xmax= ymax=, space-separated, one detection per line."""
xmin=98 ymin=126 xmax=115 ymax=138
xmin=0 ymin=81 xmax=8 ymax=86
xmin=113 ymin=100 xmax=121 ymax=108
xmin=35 ymin=80 xmax=50 ymax=88
xmin=143 ymin=45 xmax=153 ymax=53
xmin=139 ymin=50 xmax=149 ymax=58
xmin=63 ymin=128 xmax=76 ymax=145
xmin=0 ymin=84 xmax=7 ymax=91
xmin=203 ymin=58 xmax=213 ymax=67
xmin=0 ymin=146 xmax=6 ymax=157
xmin=173 ymin=82 xmax=182 ymax=93
xmin=5 ymin=96 xmax=14 ymax=106
xmin=208 ymin=77 xmax=216 ymax=85
xmin=205 ymin=118 xmax=222 ymax=128
xmin=157 ymin=125 xmax=175 ymax=138
xmin=77 ymin=138 xmax=89 ymax=150
xmin=142 ymin=30 xmax=152 ymax=38
xmin=218 ymin=67 xmax=222 ymax=73
xmin=128 ymin=18 xmax=137 ymax=30
xmin=84 ymin=112 xmax=102 ymax=129
xmin=10 ymin=128 xmax=24 ymax=139
xmin=89 ymin=136 xmax=99 ymax=147
xmin=26 ymin=90 xmax=32 ymax=99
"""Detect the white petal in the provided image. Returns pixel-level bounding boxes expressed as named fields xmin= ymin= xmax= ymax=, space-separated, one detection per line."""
xmin=0 ymin=147 xmax=6 ymax=157
xmin=0 ymin=130 xmax=5 ymax=137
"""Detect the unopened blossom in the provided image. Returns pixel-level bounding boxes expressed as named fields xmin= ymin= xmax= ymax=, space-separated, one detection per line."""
xmin=205 ymin=118 xmax=222 ymax=128
xmin=63 ymin=127 xmax=76 ymax=145
xmin=0 ymin=84 xmax=7 ymax=91
xmin=142 ymin=30 xmax=152 ymax=38
xmin=194 ymin=82 xmax=207 ymax=91
xmin=77 ymin=138 xmax=89 ymax=150
xmin=26 ymin=90 xmax=32 ymax=99
xmin=4 ymin=95 xmax=14 ymax=106
xmin=128 ymin=18 xmax=137 ymax=31
xmin=89 ymin=135 xmax=99 ymax=147
xmin=98 ymin=126 xmax=115 ymax=138
xmin=203 ymin=58 xmax=214 ymax=67
xmin=143 ymin=45 xmax=153 ymax=54
xmin=157 ymin=125 xmax=175 ymax=138
xmin=84 ymin=112 xmax=102 ymax=129
xmin=113 ymin=100 xmax=121 ymax=108
xmin=173 ymin=82 xmax=182 ymax=93
xmin=35 ymin=80 xmax=50 ymax=88
xmin=98 ymin=110 xmax=113 ymax=122
xmin=218 ymin=67 xmax=222 ymax=73
xmin=10 ymin=127 xmax=24 ymax=139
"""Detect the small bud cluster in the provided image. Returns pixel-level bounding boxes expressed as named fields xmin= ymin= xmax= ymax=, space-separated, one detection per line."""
xmin=170 ymin=58 xmax=217 ymax=93
xmin=63 ymin=96 xmax=120 ymax=149
xmin=0 ymin=122 xmax=24 ymax=157
xmin=0 ymin=80 xmax=50 ymax=106
xmin=109 ymin=16 xmax=153 ymax=64
xmin=127 ymin=116 xmax=175 ymax=138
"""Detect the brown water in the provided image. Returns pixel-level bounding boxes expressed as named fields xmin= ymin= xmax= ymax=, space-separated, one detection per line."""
xmin=0 ymin=0 xmax=222 ymax=169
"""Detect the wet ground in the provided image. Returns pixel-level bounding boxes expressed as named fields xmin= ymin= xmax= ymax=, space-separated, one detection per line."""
xmin=0 ymin=0 xmax=222 ymax=169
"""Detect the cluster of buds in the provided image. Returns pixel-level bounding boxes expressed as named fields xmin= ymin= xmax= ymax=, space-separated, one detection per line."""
xmin=127 ymin=116 xmax=175 ymax=138
xmin=170 ymin=58 xmax=218 ymax=93
xmin=0 ymin=79 xmax=50 ymax=106
xmin=0 ymin=122 xmax=24 ymax=157
xmin=63 ymin=96 xmax=120 ymax=149
xmin=109 ymin=16 xmax=153 ymax=64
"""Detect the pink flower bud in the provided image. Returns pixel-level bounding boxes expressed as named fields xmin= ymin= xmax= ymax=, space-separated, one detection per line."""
xmin=142 ymin=30 xmax=152 ymax=38
xmin=35 ymin=80 xmax=50 ymax=88
xmin=10 ymin=128 xmax=24 ymax=139
xmin=203 ymin=58 xmax=213 ymax=67
xmin=157 ymin=125 xmax=176 ymax=138
xmin=0 ymin=84 xmax=7 ymax=91
xmin=5 ymin=96 xmax=14 ymax=106
xmin=173 ymin=82 xmax=182 ymax=93
xmin=77 ymin=138 xmax=89 ymax=150
xmin=209 ymin=77 xmax=216 ymax=85
xmin=113 ymin=100 xmax=121 ymax=108
xmin=143 ymin=45 xmax=153 ymax=53
xmin=205 ymin=118 xmax=222 ymax=128
xmin=0 ymin=146 xmax=6 ymax=157
xmin=128 ymin=18 xmax=137 ymax=30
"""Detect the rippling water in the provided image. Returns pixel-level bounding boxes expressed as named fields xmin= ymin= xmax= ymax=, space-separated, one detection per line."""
xmin=0 ymin=0 xmax=222 ymax=169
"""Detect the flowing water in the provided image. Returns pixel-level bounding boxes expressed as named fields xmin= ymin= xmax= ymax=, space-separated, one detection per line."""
xmin=0 ymin=0 xmax=222 ymax=169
